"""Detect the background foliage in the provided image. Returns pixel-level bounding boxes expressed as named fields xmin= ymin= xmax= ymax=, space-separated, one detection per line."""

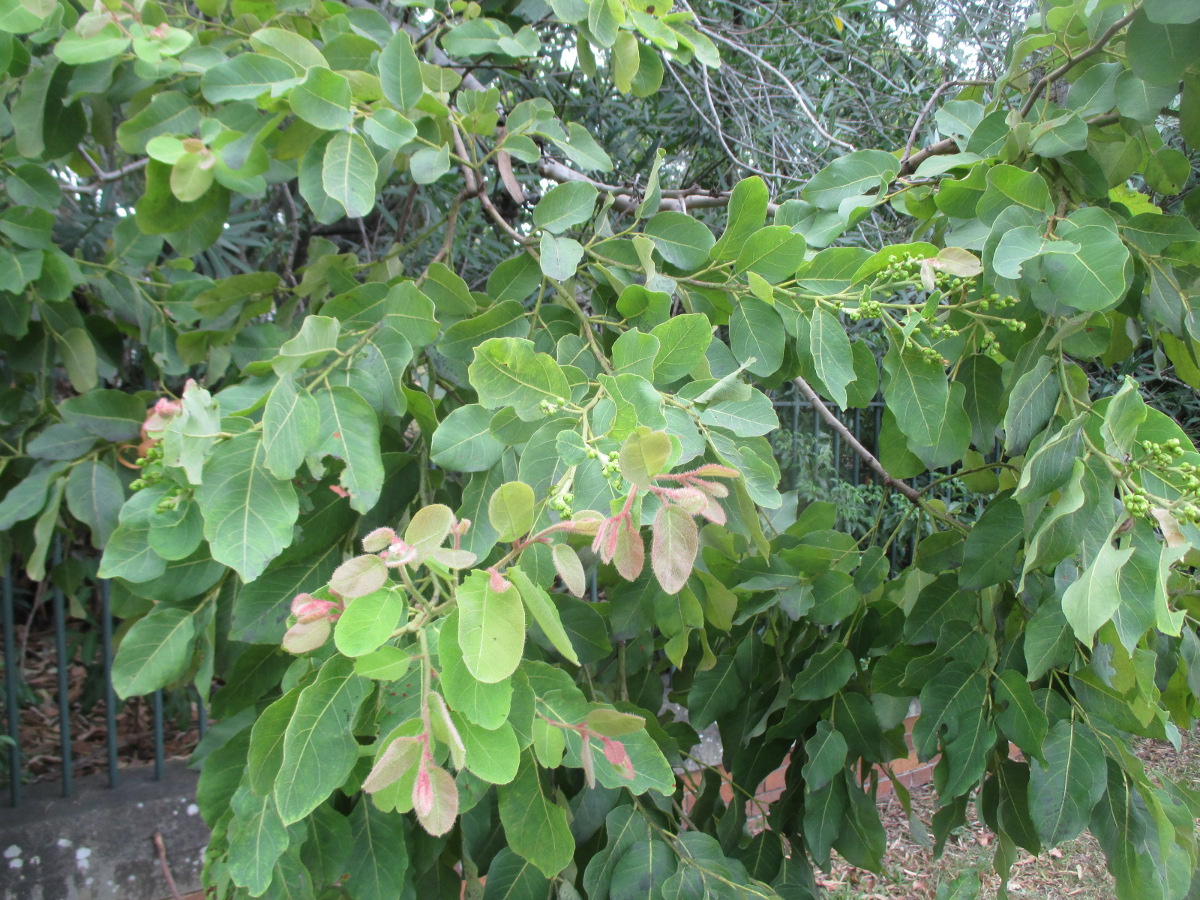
xmin=2 ymin=0 xmax=1200 ymax=898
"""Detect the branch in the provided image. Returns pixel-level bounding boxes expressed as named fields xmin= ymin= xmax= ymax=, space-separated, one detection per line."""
xmin=898 ymin=137 xmax=960 ymax=176
xmin=791 ymin=375 xmax=967 ymax=532
xmin=536 ymin=158 xmax=780 ymax=215
xmin=79 ymin=149 xmax=147 ymax=183
xmin=1018 ymin=6 xmax=1141 ymax=118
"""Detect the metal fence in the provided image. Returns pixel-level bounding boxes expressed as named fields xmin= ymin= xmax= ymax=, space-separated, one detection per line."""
xmin=1 ymin=390 xmax=958 ymax=807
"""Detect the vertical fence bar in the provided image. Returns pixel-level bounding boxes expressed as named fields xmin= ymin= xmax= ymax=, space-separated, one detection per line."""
xmin=152 ymin=689 xmax=164 ymax=780
xmin=852 ymin=410 xmax=862 ymax=483
xmin=101 ymin=581 xmax=119 ymax=789
xmin=52 ymin=560 xmax=72 ymax=798
xmin=3 ymin=564 xmax=20 ymax=808
xmin=197 ymin=693 xmax=208 ymax=740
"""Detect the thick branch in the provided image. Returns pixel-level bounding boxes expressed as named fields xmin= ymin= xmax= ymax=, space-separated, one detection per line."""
xmin=898 ymin=137 xmax=960 ymax=176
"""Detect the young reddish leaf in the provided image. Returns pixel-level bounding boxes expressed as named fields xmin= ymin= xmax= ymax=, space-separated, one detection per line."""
xmin=618 ymin=427 xmax=672 ymax=489
xmin=584 ymin=708 xmax=645 ymax=737
xmin=551 ymin=543 xmax=586 ymax=597
xmin=413 ymin=759 xmax=434 ymax=816
xmin=686 ymin=463 xmax=739 ymax=479
xmin=282 ymin=617 xmax=330 ymax=653
xmin=415 ymin=763 xmax=458 ymax=837
xmin=651 ymin=504 xmax=698 ymax=595
xmin=613 ymin=521 xmax=645 ymax=580
xmin=488 ymin=480 xmax=536 ymax=542
xmin=362 ymin=526 xmax=397 ymax=553
xmin=363 ymin=735 xmax=421 ymax=793
xmin=330 ymin=554 xmax=388 ymax=599
xmin=601 ymin=737 xmax=635 ymax=779
xmin=568 ymin=510 xmax=604 ymax=536
xmin=404 ymin=504 xmax=454 ymax=562
xmin=428 ymin=692 xmax=466 ymax=770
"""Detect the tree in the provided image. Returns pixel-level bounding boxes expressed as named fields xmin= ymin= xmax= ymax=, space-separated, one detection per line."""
xmin=1 ymin=0 xmax=1199 ymax=897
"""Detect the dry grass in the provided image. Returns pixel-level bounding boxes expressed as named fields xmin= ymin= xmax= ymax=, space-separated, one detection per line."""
xmin=818 ymin=732 xmax=1200 ymax=899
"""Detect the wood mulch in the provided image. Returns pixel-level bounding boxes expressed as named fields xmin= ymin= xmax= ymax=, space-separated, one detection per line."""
xmin=3 ymin=620 xmax=201 ymax=789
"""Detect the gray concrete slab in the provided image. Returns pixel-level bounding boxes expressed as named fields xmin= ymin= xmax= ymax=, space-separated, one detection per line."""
xmin=0 ymin=763 xmax=206 ymax=900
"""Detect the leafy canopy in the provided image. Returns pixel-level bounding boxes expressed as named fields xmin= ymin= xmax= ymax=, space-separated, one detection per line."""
xmin=2 ymin=0 xmax=1200 ymax=898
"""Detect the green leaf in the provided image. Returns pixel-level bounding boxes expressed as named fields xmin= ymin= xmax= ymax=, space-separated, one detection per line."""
xmin=649 ymin=314 xmax=711 ymax=384
xmin=729 ymin=297 xmax=784 ymax=378
xmin=482 ymin=847 xmax=550 ymax=900
xmin=734 ymin=226 xmax=806 ymax=283
xmin=1062 ymin=531 xmax=1133 ymax=645
xmin=488 ymin=480 xmax=535 ymax=542
xmin=618 ymin=427 xmax=671 ymax=489
xmin=227 ymin=786 xmax=290 ymax=895
xmin=55 ymin=23 xmax=129 ymax=64
xmin=438 ymin=611 xmax=513 ymax=729
xmin=111 ymin=605 xmax=196 ymax=699
xmin=803 ymin=150 xmax=899 ymax=210
xmin=793 ymin=643 xmax=855 ymax=701
xmin=712 ymin=176 xmax=769 ymax=260
xmin=323 ymin=132 xmax=378 ymax=219
xmin=538 ymin=233 xmax=584 ymax=281
xmin=1028 ymin=720 xmax=1106 ymax=846
xmin=994 ymin=669 xmax=1048 ymax=761
xmin=274 ymin=315 xmax=341 ymax=375
xmin=431 ymin=404 xmax=505 ymax=473
xmin=262 ymin=375 xmax=320 ymax=480
xmin=334 ymin=586 xmax=406 ymax=657
xmin=313 ymin=386 xmax=384 ymax=513
xmin=248 ymin=688 xmax=301 ymax=796
xmin=959 ymin=496 xmax=1023 ymax=590
xmin=699 ymin=390 xmax=779 ymax=437
xmin=457 ymin=570 xmax=526 ymax=684
xmin=202 ymin=53 xmax=297 ymax=103
xmin=196 ymin=433 xmax=299 ymax=583
xmin=1126 ymin=12 xmax=1200 ymax=86
xmin=643 ymin=211 xmax=715 ymax=270
xmin=802 ymin=721 xmax=848 ymax=792
xmin=65 ymin=460 xmax=123 ymax=548
xmin=457 ymin=717 xmax=521 ymax=785
xmin=410 ymin=144 xmax=451 ymax=184
xmin=809 ymin=307 xmax=855 ymax=408
xmin=687 ymin=654 xmax=744 ymax=729
xmin=290 ymin=66 xmax=353 ymax=130
xmin=59 ymin=390 xmax=145 ymax=443
xmin=1003 ymin=356 xmax=1059 ymax=455
xmin=378 ymin=30 xmax=423 ymax=110
xmin=232 ymin=544 xmax=342 ymax=643
xmin=882 ymin=343 xmax=949 ymax=449
xmin=275 ymin=657 xmax=369 ymax=824
xmin=498 ymin=758 xmax=575 ymax=878
xmin=533 ymin=181 xmax=598 ymax=234
xmin=469 ymin=338 xmax=571 ymax=421
xmin=613 ymin=329 xmax=660 ymax=380
xmin=345 ymin=800 xmax=411 ymax=900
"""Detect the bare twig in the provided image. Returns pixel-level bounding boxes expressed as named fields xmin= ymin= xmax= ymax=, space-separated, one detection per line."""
xmin=792 ymin=375 xmax=967 ymax=533
xmin=536 ymin=158 xmax=780 ymax=215
xmin=901 ymin=80 xmax=991 ymax=164
xmin=153 ymin=833 xmax=184 ymax=900
xmin=78 ymin=149 xmax=147 ymax=183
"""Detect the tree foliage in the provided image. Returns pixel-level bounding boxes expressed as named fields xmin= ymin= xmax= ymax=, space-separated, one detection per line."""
xmin=2 ymin=0 xmax=1200 ymax=898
